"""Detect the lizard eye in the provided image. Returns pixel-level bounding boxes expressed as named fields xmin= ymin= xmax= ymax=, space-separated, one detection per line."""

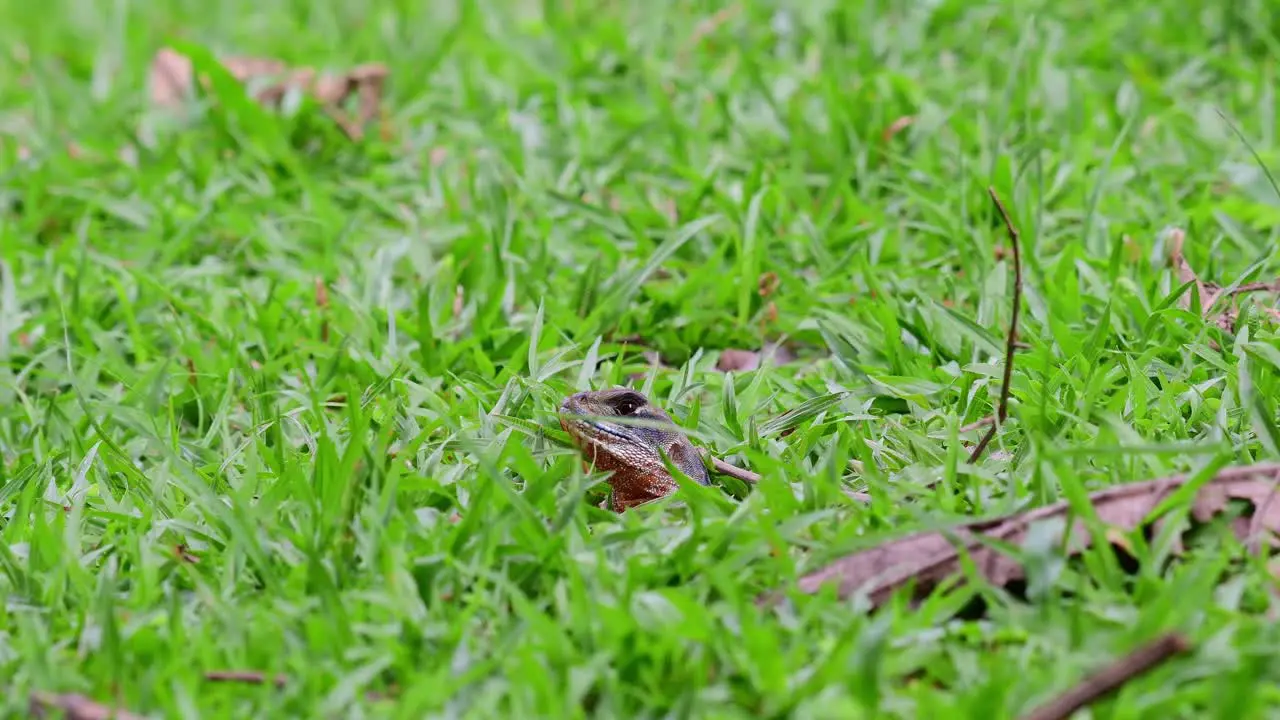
xmin=611 ymin=393 xmax=644 ymax=415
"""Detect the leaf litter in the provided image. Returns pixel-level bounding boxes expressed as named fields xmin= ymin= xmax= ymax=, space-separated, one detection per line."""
xmin=767 ymin=463 xmax=1280 ymax=609
xmin=147 ymin=47 xmax=388 ymax=140
xmin=1168 ymin=227 xmax=1280 ymax=334
xmin=715 ymin=343 xmax=796 ymax=372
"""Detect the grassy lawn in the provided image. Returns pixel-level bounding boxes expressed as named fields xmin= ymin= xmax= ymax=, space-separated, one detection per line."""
xmin=6 ymin=0 xmax=1280 ymax=716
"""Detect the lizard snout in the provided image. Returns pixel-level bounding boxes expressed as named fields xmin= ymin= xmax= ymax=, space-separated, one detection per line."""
xmin=560 ymin=392 xmax=589 ymax=413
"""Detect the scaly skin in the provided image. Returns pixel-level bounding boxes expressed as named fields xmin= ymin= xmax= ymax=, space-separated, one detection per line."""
xmin=559 ymin=388 xmax=711 ymax=512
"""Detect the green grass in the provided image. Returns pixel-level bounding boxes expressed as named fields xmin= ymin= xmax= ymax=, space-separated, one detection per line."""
xmin=4 ymin=0 xmax=1280 ymax=716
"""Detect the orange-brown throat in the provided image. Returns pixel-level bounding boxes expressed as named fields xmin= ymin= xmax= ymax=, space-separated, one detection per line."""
xmin=558 ymin=389 xmax=711 ymax=513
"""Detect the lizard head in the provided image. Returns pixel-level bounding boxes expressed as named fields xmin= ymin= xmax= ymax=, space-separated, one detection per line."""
xmin=559 ymin=388 xmax=711 ymax=511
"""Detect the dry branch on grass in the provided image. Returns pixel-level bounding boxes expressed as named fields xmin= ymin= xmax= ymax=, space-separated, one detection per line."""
xmin=29 ymin=692 xmax=144 ymax=720
xmin=205 ymin=670 xmax=288 ymax=687
xmin=762 ymin=463 xmax=1280 ymax=608
xmin=148 ymin=47 xmax=388 ymax=140
xmin=967 ymin=187 xmax=1024 ymax=464
xmin=202 ymin=671 xmax=395 ymax=701
xmin=706 ymin=453 xmax=871 ymax=503
xmin=1020 ymin=633 xmax=1192 ymax=720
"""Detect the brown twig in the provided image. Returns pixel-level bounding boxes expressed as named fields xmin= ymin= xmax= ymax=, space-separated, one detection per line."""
xmin=1225 ymin=280 xmax=1280 ymax=296
xmin=203 ymin=671 xmax=396 ymax=701
xmin=1020 ymin=633 xmax=1192 ymax=720
xmin=968 ymin=187 xmax=1023 ymax=464
xmin=708 ymin=454 xmax=760 ymax=483
xmin=205 ymin=670 xmax=288 ymax=687
xmin=959 ymin=416 xmax=996 ymax=433
xmin=706 ymin=453 xmax=871 ymax=503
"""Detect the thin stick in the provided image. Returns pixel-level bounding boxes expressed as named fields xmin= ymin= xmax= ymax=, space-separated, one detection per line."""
xmin=959 ymin=416 xmax=996 ymax=433
xmin=205 ymin=670 xmax=288 ymax=687
xmin=1224 ymin=280 xmax=1280 ymax=296
xmin=203 ymin=671 xmax=396 ymax=701
xmin=968 ymin=186 xmax=1023 ymax=464
xmin=709 ymin=455 xmax=761 ymax=483
xmin=707 ymin=453 xmax=871 ymax=503
xmin=1020 ymin=633 xmax=1192 ymax=720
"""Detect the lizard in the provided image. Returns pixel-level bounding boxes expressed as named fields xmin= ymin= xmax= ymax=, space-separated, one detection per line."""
xmin=558 ymin=388 xmax=712 ymax=512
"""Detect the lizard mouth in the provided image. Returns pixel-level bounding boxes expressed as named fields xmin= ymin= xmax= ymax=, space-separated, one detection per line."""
xmin=559 ymin=394 xmax=633 ymax=444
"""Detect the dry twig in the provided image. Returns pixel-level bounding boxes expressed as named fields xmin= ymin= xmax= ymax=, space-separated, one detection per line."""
xmin=968 ymin=186 xmax=1023 ymax=464
xmin=706 ymin=452 xmax=871 ymax=503
xmin=205 ymin=670 xmax=288 ymax=687
xmin=958 ymin=416 xmax=996 ymax=433
xmin=1020 ymin=633 xmax=1192 ymax=720
xmin=202 ymin=671 xmax=395 ymax=701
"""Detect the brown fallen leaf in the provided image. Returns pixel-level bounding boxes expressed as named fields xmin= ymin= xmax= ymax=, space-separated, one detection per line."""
xmin=881 ymin=115 xmax=915 ymax=142
xmin=1168 ymin=228 xmax=1280 ymax=335
xmin=716 ymin=349 xmax=760 ymax=372
xmin=757 ymin=271 xmax=780 ymax=298
xmin=1168 ymin=228 xmax=1220 ymax=314
xmin=147 ymin=47 xmax=389 ymax=140
xmin=762 ymin=301 xmax=779 ymax=326
xmin=451 ymin=284 xmax=465 ymax=319
xmin=772 ymin=463 xmax=1280 ymax=609
xmin=149 ymin=48 xmax=282 ymax=107
xmin=715 ymin=343 xmax=797 ymax=372
xmin=29 ymin=692 xmax=145 ymax=720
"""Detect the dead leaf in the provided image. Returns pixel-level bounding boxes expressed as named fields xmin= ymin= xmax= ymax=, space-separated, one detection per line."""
xmin=29 ymin=692 xmax=145 ymax=720
xmin=147 ymin=47 xmax=388 ymax=140
xmin=762 ymin=301 xmax=779 ymax=326
xmin=314 ymin=277 xmax=329 ymax=310
xmin=716 ymin=349 xmax=760 ymax=372
xmin=776 ymin=463 xmax=1280 ymax=609
xmin=757 ymin=272 xmax=780 ymax=297
xmin=1166 ymin=228 xmax=1280 ymax=336
xmin=881 ymin=116 xmax=915 ymax=142
xmin=451 ymin=284 xmax=465 ymax=318
xmin=715 ymin=343 xmax=796 ymax=372
xmin=174 ymin=544 xmax=199 ymax=563
xmin=1168 ymin=228 xmax=1220 ymax=313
